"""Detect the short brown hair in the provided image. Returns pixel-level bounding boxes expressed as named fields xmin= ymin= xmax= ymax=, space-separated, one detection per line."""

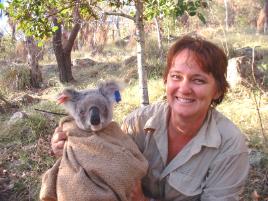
xmin=163 ymin=36 xmax=229 ymax=106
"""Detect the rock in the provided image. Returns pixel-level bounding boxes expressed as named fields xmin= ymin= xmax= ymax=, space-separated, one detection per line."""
xmin=227 ymin=56 xmax=265 ymax=88
xmin=20 ymin=94 xmax=40 ymax=105
xmin=123 ymin=56 xmax=137 ymax=66
xmin=87 ymin=69 xmax=99 ymax=78
xmin=11 ymin=94 xmax=40 ymax=106
xmin=234 ymin=47 xmax=263 ymax=61
xmin=227 ymin=57 xmax=242 ymax=88
xmin=8 ymin=111 xmax=28 ymax=124
xmin=248 ymin=149 xmax=266 ymax=167
xmin=22 ymin=94 xmax=34 ymax=104
xmin=73 ymin=58 xmax=97 ymax=67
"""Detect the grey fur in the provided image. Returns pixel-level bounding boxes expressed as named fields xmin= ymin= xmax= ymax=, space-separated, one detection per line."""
xmin=58 ymin=80 xmax=122 ymax=131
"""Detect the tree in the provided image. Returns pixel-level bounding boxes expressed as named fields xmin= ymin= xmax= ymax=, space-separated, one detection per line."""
xmin=7 ymin=17 xmax=16 ymax=42
xmin=7 ymin=0 xmax=208 ymax=104
xmin=2 ymin=1 xmax=43 ymax=88
xmin=154 ymin=16 xmax=164 ymax=58
xmin=134 ymin=0 xmax=148 ymax=106
xmin=7 ymin=0 xmax=98 ymax=83
xmin=224 ymin=0 xmax=228 ymax=30
xmin=263 ymin=0 xmax=268 ymax=34
xmin=26 ymin=36 xmax=43 ymax=88
xmin=106 ymin=0 xmax=208 ymax=106
xmin=256 ymin=0 xmax=268 ymax=34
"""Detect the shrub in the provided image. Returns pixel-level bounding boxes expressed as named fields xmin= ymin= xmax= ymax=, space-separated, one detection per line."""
xmin=0 ymin=65 xmax=31 ymax=91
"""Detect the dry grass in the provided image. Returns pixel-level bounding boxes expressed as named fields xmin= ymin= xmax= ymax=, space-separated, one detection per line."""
xmin=218 ymin=86 xmax=268 ymax=148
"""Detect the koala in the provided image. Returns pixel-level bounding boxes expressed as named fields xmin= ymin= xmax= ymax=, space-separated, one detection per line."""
xmin=57 ymin=80 xmax=122 ymax=131
xmin=40 ymin=80 xmax=148 ymax=201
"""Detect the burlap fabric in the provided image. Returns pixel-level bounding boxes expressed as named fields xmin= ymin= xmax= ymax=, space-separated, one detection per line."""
xmin=40 ymin=117 xmax=148 ymax=201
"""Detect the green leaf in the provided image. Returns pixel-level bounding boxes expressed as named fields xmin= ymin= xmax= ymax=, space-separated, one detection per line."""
xmin=130 ymin=10 xmax=135 ymax=17
xmin=52 ymin=26 xmax=59 ymax=32
xmin=188 ymin=10 xmax=196 ymax=16
xmin=37 ymin=41 xmax=44 ymax=47
xmin=197 ymin=12 xmax=206 ymax=24
xmin=0 ymin=3 xmax=4 ymax=9
xmin=61 ymin=8 xmax=69 ymax=15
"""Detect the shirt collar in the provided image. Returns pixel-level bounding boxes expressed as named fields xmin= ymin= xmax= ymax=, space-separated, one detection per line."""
xmin=143 ymin=102 xmax=221 ymax=149
xmin=144 ymin=102 xmax=169 ymax=132
xmin=194 ymin=109 xmax=221 ymax=149
xmin=144 ymin=102 xmax=169 ymax=164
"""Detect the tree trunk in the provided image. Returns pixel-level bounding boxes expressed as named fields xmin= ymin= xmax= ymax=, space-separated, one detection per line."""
xmin=116 ymin=16 xmax=121 ymax=38
xmin=52 ymin=18 xmax=80 ymax=83
xmin=264 ymin=0 xmax=268 ymax=34
xmin=154 ymin=17 xmax=164 ymax=58
xmin=134 ymin=0 xmax=149 ymax=106
xmin=7 ymin=18 xmax=16 ymax=43
xmin=52 ymin=19 xmax=73 ymax=83
xmin=0 ymin=33 xmax=2 ymax=47
xmin=224 ymin=0 xmax=229 ymax=31
xmin=11 ymin=25 xmax=16 ymax=42
xmin=26 ymin=36 xmax=42 ymax=88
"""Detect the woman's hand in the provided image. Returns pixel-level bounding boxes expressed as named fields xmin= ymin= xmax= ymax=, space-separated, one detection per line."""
xmin=51 ymin=126 xmax=67 ymax=157
xmin=130 ymin=180 xmax=149 ymax=201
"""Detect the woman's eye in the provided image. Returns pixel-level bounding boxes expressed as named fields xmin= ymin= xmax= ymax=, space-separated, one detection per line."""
xmin=193 ymin=79 xmax=206 ymax=84
xmin=80 ymin=110 xmax=85 ymax=115
xmin=170 ymin=74 xmax=181 ymax=80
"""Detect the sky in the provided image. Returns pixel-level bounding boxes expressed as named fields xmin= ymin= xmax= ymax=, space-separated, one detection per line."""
xmin=0 ymin=0 xmax=10 ymax=35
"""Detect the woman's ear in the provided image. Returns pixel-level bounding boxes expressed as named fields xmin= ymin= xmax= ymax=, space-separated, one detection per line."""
xmin=213 ymin=90 xmax=222 ymax=101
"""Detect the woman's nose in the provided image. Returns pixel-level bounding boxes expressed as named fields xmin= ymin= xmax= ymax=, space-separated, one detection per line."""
xmin=178 ymin=79 xmax=192 ymax=94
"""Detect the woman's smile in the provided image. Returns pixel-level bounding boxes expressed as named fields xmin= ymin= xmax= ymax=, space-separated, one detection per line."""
xmin=175 ymin=96 xmax=195 ymax=104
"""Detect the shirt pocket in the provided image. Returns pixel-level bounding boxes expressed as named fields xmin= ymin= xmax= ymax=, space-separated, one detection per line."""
xmin=167 ymin=170 xmax=203 ymax=197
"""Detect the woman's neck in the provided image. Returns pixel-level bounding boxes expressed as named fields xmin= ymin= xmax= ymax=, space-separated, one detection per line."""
xmin=168 ymin=111 xmax=208 ymax=137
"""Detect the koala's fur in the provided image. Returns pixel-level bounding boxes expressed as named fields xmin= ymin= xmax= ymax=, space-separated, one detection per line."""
xmin=39 ymin=80 xmax=148 ymax=201
xmin=57 ymin=80 xmax=121 ymax=131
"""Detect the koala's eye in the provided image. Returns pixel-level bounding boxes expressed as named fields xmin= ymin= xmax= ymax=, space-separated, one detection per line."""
xmin=103 ymin=106 xmax=108 ymax=116
xmin=79 ymin=110 xmax=85 ymax=116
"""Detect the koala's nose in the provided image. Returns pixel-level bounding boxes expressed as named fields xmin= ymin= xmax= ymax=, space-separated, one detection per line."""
xmin=89 ymin=106 xmax=100 ymax=125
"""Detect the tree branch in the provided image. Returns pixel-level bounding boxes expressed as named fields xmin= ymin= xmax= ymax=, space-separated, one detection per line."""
xmin=34 ymin=108 xmax=67 ymax=116
xmin=250 ymin=46 xmax=267 ymax=144
xmin=65 ymin=2 xmax=81 ymax=53
xmin=65 ymin=22 xmax=81 ymax=52
xmin=46 ymin=3 xmax=75 ymax=19
xmin=104 ymin=11 xmax=135 ymax=21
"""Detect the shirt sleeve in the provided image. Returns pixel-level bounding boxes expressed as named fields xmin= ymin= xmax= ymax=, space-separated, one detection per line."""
xmin=121 ymin=107 xmax=148 ymax=152
xmin=121 ymin=102 xmax=167 ymax=153
xmin=201 ymin=151 xmax=249 ymax=201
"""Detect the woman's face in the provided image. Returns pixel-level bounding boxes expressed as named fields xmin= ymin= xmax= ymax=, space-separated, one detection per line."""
xmin=166 ymin=49 xmax=220 ymax=121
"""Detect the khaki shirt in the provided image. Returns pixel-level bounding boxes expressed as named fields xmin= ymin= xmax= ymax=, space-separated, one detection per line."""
xmin=122 ymin=101 xmax=249 ymax=201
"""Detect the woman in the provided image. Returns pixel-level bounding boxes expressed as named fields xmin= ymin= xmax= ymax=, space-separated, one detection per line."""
xmin=52 ymin=36 xmax=249 ymax=201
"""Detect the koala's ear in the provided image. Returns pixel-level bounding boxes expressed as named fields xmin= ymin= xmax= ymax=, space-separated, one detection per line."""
xmin=57 ymin=88 xmax=80 ymax=104
xmin=98 ymin=80 xmax=124 ymax=103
